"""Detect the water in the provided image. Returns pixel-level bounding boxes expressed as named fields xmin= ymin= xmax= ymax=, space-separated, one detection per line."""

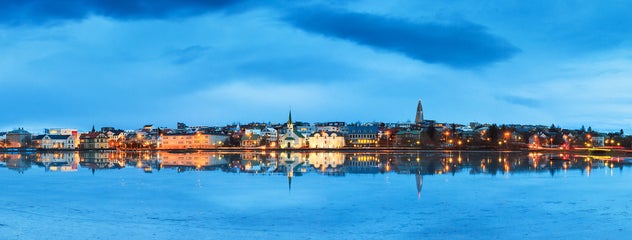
xmin=1 ymin=151 xmax=631 ymax=239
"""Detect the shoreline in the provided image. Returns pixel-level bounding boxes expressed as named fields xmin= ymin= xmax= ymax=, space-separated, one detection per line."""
xmin=2 ymin=147 xmax=631 ymax=156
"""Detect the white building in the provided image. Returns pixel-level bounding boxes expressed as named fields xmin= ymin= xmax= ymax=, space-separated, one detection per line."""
xmin=41 ymin=135 xmax=75 ymax=149
xmin=46 ymin=128 xmax=79 ymax=148
xmin=280 ymin=112 xmax=307 ymax=149
xmin=309 ymin=132 xmax=345 ymax=149
xmin=261 ymin=128 xmax=278 ymax=141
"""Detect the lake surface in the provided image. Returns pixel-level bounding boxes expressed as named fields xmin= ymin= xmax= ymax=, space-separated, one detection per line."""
xmin=1 ymin=151 xmax=631 ymax=239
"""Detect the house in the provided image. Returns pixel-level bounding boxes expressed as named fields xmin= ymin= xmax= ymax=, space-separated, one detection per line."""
xmin=241 ymin=134 xmax=261 ymax=147
xmin=261 ymin=128 xmax=278 ymax=142
xmin=309 ymin=132 xmax=345 ymax=149
xmin=394 ymin=129 xmax=422 ymax=146
xmin=279 ymin=111 xmax=307 ymax=149
xmin=79 ymin=132 xmax=109 ymax=149
xmin=45 ymin=128 xmax=79 ymax=148
xmin=294 ymin=122 xmax=316 ymax=137
xmin=6 ymin=128 xmax=32 ymax=148
xmin=159 ymin=132 xmax=228 ymax=149
xmin=315 ymin=122 xmax=345 ymax=133
xmin=345 ymin=125 xmax=379 ymax=147
xmin=34 ymin=134 xmax=75 ymax=149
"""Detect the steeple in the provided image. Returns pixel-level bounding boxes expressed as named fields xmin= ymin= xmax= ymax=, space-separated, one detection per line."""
xmin=415 ymin=100 xmax=424 ymax=124
xmin=287 ymin=110 xmax=294 ymax=130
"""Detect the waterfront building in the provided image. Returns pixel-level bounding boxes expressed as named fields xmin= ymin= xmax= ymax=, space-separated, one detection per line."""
xmin=45 ymin=128 xmax=79 ymax=148
xmin=308 ymin=131 xmax=345 ymax=149
xmin=395 ymin=129 xmax=422 ymax=146
xmin=6 ymin=128 xmax=32 ymax=148
xmin=159 ymin=132 xmax=228 ymax=149
xmin=79 ymin=132 xmax=109 ymax=149
xmin=345 ymin=125 xmax=379 ymax=147
xmin=34 ymin=134 xmax=75 ymax=149
xmin=279 ymin=111 xmax=307 ymax=149
xmin=241 ymin=133 xmax=261 ymax=147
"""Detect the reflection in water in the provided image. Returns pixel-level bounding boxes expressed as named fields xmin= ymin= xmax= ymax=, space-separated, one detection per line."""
xmin=2 ymin=151 xmax=632 ymax=194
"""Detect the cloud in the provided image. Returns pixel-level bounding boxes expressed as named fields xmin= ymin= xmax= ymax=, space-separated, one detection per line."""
xmin=0 ymin=0 xmax=247 ymax=26
xmin=283 ymin=7 xmax=519 ymax=69
xmin=165 ymin=45 xmax=211 ymax=65
xmin=497 ymin=95 xmax=541 ymax=108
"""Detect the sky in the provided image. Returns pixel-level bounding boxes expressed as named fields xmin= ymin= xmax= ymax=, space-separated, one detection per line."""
xmin=2 ymin=0 xmax=632 ymax=133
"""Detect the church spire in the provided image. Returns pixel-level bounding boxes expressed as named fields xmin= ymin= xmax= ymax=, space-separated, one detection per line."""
xmin=288 ymin=110 xmax=292 ymax=125
xmin=287 ymin=110 xmax=293 ymax=130
xmin=415 ymin=100 xmax=424 ymax=124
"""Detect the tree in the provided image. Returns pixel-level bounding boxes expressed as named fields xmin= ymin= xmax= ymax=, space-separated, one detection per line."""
xmin=487 ymin=124 xmax=500 ymax=143
xmin=587 ymin=126 xmax=593 ymax=133
xmin=426 ymin=124 xmax=437 ymax=142
xmin=620 ymin=129 xmax=624 ymax=136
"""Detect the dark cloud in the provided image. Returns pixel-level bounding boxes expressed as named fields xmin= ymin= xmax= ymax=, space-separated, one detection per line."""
xmin=0 ymin=0 xmax=246 ymax=25
xmin=283 ymin=7 xmax=519 ymax=69
xmin=497 ymin=95 xmax=540 ymax=108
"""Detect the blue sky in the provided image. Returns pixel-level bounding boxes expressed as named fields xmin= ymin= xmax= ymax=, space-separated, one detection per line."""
xmin=2 ymin=0 xmax=632 ymax=133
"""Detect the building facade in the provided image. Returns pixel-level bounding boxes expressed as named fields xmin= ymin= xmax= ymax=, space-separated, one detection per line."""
xmin=241 ymin=134 xmax=261 ymax=147
xmin=39 ymin=135 xmax=75 ymax=149
xmin=345 ymin=125 xmax=379 ymax=147
xmin=45 ymin=128 xmax=79 ymax=148
xmin=280 ymin=111 xmax=307 ymax=149
xmin=159 ymin=133 xmax=228 ymax=149
xmin=80 ymin=132 xmax=109 ymax=149
xmin=6 ymin=128 xmax=32 ymax=148
xmin=309 ymin=132 xmax=345 ymax=149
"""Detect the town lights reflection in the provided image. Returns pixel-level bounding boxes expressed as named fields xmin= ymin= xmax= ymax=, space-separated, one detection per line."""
xmin=2 ymin=151 xmax=631 ymax=194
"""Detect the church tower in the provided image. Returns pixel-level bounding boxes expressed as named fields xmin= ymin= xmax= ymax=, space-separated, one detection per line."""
xmin=415 ymin=100 xmax=423 ymax=124
xmin=287 ymin=110 xmax=294 ymax=131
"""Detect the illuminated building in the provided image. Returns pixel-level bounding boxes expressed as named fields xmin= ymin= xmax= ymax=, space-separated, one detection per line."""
xmin=308 ymin=132 xmax=345 ymax=149
xmin=6 ymin=128 xmax=31 ymax=148
xmin=45 ymin=128 xmax=79 ymax=148
xmin=345 ymin=125 xmax=378 ymax=147
xmin=159 ymin=133 xmax=228 ymax=149
xmin=280 ymin=111 xmax=306 ymax=149
xmin=33 ymin=134 xmax=75 ymax=149
xmin=241 ymin=133 xmax=261 ymax=147
xmin=79 ymin=132 xmax=109 ymax=149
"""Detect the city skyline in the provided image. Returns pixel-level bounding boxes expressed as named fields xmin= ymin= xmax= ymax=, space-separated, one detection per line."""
xmin=2 ymin=1 xmax=632 ymax=133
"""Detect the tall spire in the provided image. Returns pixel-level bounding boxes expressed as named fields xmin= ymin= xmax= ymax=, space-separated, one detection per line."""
xmin=415 ymin=100 xmax=424 ymax=124
xmin=287 ymin=110 xmax=293 ymax=130
xmin=288 ymin=110 xmax=292 ymax=125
